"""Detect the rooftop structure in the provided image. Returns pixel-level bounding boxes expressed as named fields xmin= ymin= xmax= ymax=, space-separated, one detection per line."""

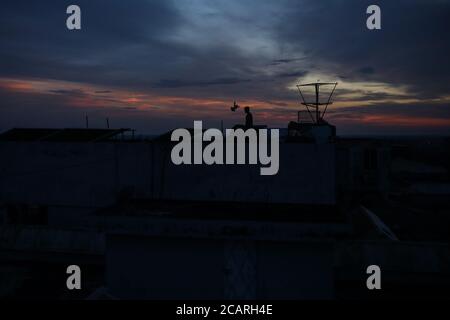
xmin=0 ymin=128 xmax=131 ymax=142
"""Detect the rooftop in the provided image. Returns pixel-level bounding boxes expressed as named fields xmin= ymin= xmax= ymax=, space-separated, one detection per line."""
xmin=0 ymin=128 xmax=131 ymax=142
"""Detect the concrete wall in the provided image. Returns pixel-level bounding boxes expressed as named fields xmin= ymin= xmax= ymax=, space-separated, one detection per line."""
xmin=159 ymin=142 xmax=336 ymax=204
xmin=0 ymin=141 xmax=336 ymax=215
xmin=0 ymin=142 xmax=153 ymax=211
xmin=106 ymin=234 xmax=335 ymax=299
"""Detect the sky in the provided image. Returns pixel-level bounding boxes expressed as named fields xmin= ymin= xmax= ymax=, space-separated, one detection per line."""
xmin=1 ymin=0 xmax=450 ymax=135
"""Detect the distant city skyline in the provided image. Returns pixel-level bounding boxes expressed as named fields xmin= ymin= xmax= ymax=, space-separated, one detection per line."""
xmin=1 ymin=0 xmax=450 ymax=135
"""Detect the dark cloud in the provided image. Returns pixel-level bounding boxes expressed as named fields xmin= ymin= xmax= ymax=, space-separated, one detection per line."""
xmin=358 ymin=67 xmax=375 ymax=75
xmin=48 ymin=89 xmax=86 ymax=97
xmin=0 ymin=0 xmax=449 ymax=134
xmin=277 ymin=71 xmax=308 ymax=78
xmin=152 ymin=78 xmax=251 ymax=89
xmin=269 ymin=58 xmax=305 ymax=66
xmin=273 ymin=0 xmax=450 ymax=97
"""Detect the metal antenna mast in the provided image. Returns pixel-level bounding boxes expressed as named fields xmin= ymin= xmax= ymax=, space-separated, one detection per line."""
xmin=296 ymin=82 xmax=338 ymax=124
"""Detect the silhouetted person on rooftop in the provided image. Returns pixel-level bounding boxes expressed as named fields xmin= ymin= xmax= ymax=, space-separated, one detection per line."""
xmin=245 ymin=107 xmax=253 ymax=129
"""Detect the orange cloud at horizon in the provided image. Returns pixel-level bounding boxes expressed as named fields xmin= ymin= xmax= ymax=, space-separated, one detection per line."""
xmin=1 ymin=77 xmax=450 ymax=130
xmin=359 ymin=115 xmax=450 ymax=127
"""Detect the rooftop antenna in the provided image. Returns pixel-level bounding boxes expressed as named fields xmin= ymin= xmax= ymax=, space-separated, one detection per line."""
xmin=106 ymin=118 xmax=110 ymax=129
xmin=296 ymin=82 xmax=338 ymax=124
xmin=85 ymin=115 xmax=89 ymax=129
